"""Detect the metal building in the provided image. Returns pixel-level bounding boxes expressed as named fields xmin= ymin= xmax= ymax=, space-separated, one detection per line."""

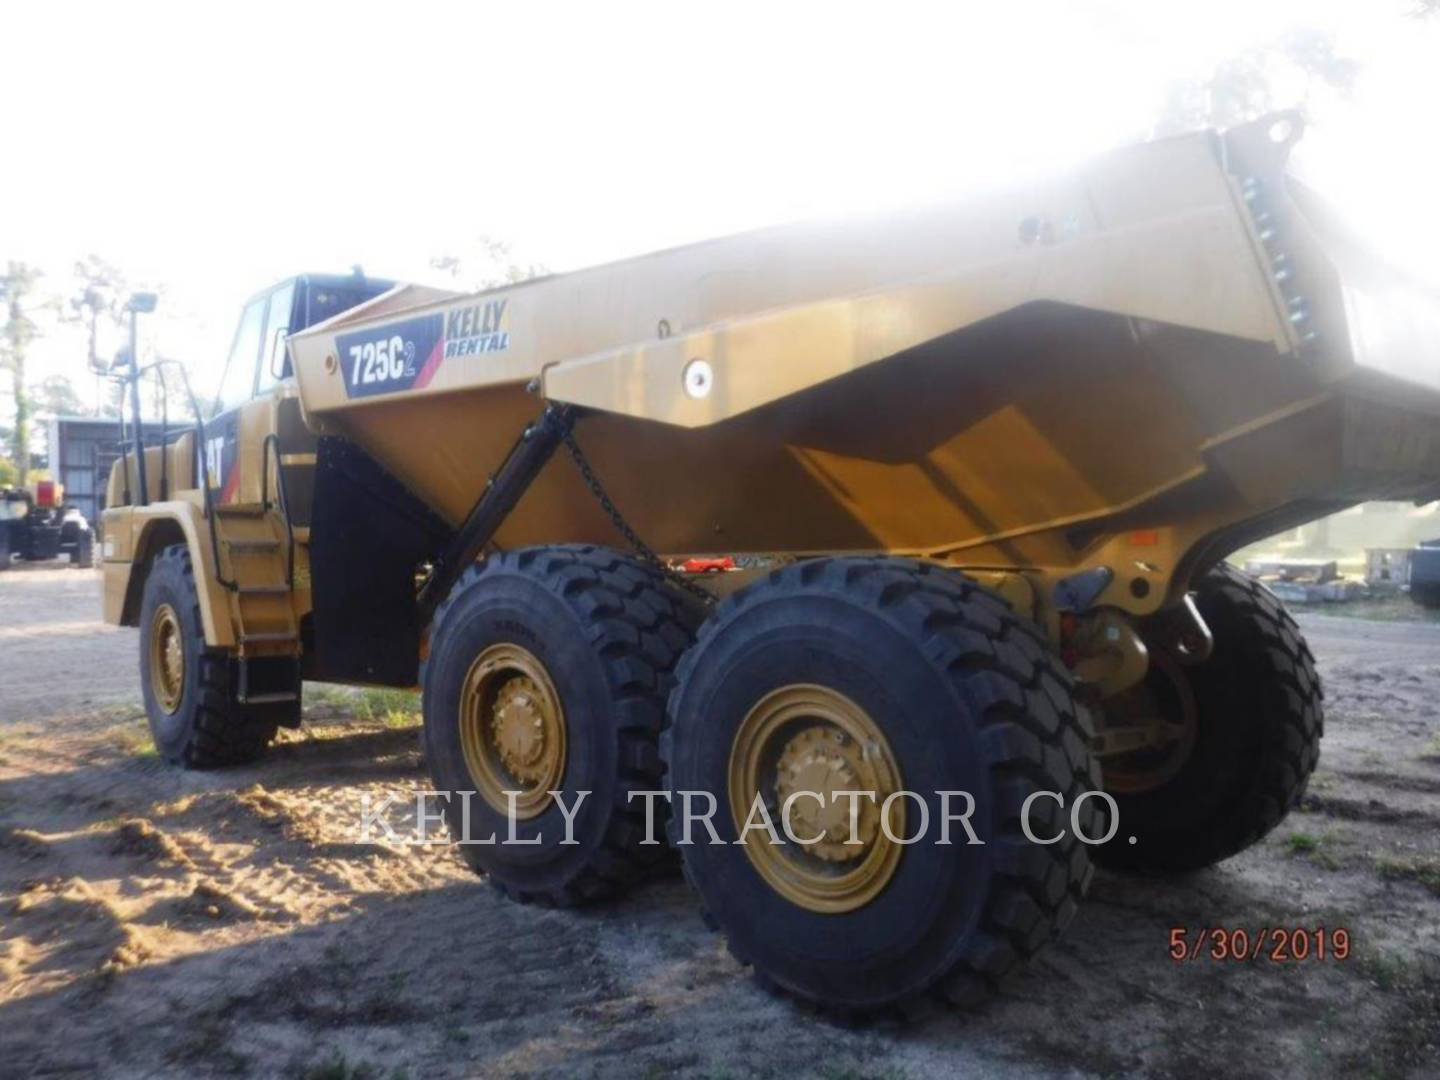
xmin=42 ymin=415 xmax=174 ymax=527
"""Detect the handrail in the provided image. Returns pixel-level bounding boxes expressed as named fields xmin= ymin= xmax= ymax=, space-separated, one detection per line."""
xmin=119 ymin=358 xmax=236 ymax=591
xmin=155 ymin=366 xmax=170 ymax=502
xmin=260 ymin=432 xmax=296 ymax=590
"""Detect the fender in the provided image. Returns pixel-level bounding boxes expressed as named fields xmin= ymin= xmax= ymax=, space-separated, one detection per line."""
xmin=103 ymin=499 xmax=237 ymax=649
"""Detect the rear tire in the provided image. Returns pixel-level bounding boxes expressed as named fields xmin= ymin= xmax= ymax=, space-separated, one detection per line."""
xmin=1094 ymin=563 xmax=1323 ymax=873
xmin=139 ymin=545 xmax=279 ymax=768
xmin=422 ymin=545 xmax=703 ymax=905
xmin=662 ymin=557 xmax=1102 ymax=1016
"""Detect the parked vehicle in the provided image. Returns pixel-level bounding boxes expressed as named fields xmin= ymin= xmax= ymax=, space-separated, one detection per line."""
xmin=98 ymin=113 xmax=1440 ymax=1014
xmin=1 ymin=481 xmax=94 ymax=569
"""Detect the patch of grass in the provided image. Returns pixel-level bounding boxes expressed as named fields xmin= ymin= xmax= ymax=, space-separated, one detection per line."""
xmin=1283 ymin=829 xmax=1346 ymax=870
xmin=1421 ymin=735 xmax=1440 ymax=763
xmin=110 ymin=717 xmax=156 ymax=759
xmin=1375 ymin=854 xmax=1440 ymax=895
xmin=301 ymin=686 xmax=352 ymax=715
xmin=1362 ymin=948 xmax=1422 ymax=992
xmin=1332 ymin=593 xmax=1440 ymax=624
xmin=97 ymin=702 xmax=146 ymax=723
xmin=303 ymin=1053 xmax=377 ymax=1080
xmin=355 ymin=688 xmax=420 ymax=729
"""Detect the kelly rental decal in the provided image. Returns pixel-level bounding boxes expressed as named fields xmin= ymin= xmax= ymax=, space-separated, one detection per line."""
xmin=336 ymin=297 xmax=511 ymax=399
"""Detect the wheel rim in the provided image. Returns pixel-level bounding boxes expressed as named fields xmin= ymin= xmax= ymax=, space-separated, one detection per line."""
xmin=728 ymin=684 xmax=904 ymax=914
xmin=148 ymin=603 xmax=185 ymax=715
xmin=458 ymin=643 xmax=567 ymax=819
xmin=1099 ymin=651 xmax=1200 ymax=794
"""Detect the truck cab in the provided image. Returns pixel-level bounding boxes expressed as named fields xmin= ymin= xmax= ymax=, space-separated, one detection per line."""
xmin=205 ymin=272 xmax=394 ymax=505
xmin=100 ymin=271 xmax=393 ymax=763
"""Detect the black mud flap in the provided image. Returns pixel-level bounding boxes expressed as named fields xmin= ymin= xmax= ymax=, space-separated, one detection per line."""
xmin=306 ymin=436 xmax=453 ymax=686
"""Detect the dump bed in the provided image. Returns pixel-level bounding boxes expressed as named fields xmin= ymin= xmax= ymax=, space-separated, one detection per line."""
xmin=287 ymin=112 xmax=1440 ymax=604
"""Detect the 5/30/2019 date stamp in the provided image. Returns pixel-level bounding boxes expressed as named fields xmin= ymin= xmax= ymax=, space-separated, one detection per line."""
xmin=1169 ymin=927 xmax=1352 ymax=963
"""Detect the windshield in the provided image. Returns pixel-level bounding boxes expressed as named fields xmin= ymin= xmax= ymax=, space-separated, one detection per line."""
xmin=214 ymin=298 xmax=265 ymax=414
xmin=256 ymin=282 xmax=296 ymax=393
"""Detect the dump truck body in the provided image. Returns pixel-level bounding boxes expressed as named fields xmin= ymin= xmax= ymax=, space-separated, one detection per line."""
xmin=287 ymin=111 xmax=1440 ymax=628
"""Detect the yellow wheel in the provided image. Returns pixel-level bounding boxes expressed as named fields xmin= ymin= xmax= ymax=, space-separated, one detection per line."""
xmin=728 ymin=684 xmax=903 ymax=914
xmin=458 ymin=643 xmax=567 ymax=819
xmin=421 ymin=546 xmax=702 ymax=905
xmin=139 ymin=545 xmax=279 ymax=768
xmin=148 ymin=602 xmax=186 ymax=715
xmin=663 ymin=557 xmax=1101 ymax=1015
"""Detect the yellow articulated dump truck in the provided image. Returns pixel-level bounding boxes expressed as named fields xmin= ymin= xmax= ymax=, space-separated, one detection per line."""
xmin=101 ymin=112 xmax=1440 ymax=1014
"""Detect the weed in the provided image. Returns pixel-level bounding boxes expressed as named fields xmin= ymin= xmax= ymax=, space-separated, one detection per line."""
xmin=1375 ymin=854 xmax=1440 ymax=895
xmin=1421 ymin=735 xmax=1440 ymax=763
xmin=355 ymin=688 xmax=420 ymax=729
xmin=303 ymin=1052 xmax=376 ymax=1080
xmin=110 ymin=718 xmax=156 ymax=759
xmin=1362 ymin=948 xmax=1419 ymax=992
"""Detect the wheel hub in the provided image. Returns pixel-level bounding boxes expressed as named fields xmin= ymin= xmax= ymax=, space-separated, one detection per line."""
xmin=1097 ymin=650 xmax=1199 ymax=794
xmin=148 ymin=603 xmax=185 ymax=715
xmin=491 ymin=676 xmax=550 ymax=782
xmin=728 ymin=684 xmax=903 ymax=914
xmin=774 ymin=727 xmax=880 ymax=861
xmin=459 ymin=644 xmax=566 ymax=818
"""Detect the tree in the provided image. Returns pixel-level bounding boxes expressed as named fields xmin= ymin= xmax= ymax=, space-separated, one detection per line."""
xmin=429 ymin=235 xmax=548 ymax=292
xmin=1154 ymin=29 xmax=1359 ymax=135
xmin=67 ymin=255 xmax=133 ymax=417
xmin=33 ymin=373 xmax=86 ymax=417
xmin=0 ymin=262 xmax=44 ymax=487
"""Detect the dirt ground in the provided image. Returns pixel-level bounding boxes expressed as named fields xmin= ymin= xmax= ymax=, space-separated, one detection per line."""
xmin=1 ymin=566 xmax=1438 ymax=1079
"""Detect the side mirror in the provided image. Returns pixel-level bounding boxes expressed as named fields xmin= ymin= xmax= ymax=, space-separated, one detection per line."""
xmin=268 ymin=327 xmax=290 ymax=381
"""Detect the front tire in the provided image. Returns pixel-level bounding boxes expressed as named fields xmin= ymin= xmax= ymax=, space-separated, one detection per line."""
xmin=139 ymin=545 xmax=279 ymax=767
xmin=1094 ymin=563 xmax=1323 ymax=873
xmin=663 ymin=557 xmax=1102 ymax=1015
xmin=422 ymin=545 xmax=702 ymax=905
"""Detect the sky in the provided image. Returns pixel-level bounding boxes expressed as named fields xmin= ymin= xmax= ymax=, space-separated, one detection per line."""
xmin=2 ymin=0 xmax=1437 ymax=414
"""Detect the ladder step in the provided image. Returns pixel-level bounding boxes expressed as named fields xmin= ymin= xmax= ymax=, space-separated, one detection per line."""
xmin=239 ymin=691 xmax=300 ymax=705
xmin=239 ymin=631 xmax=297 ymax=644
xmin=237 ymin=583 xmax=290 ymax=595
xmin=215 ymin=503 xmax=268 ymax=517
xmin=226 ymin=538 xmax=281 ymax=553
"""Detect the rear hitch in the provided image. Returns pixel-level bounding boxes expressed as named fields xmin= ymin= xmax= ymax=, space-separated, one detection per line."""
xmin=1151 ymin=593 xmax=1214 ymax=666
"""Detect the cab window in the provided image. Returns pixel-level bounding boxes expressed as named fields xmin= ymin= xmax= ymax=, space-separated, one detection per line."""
xmin=216 ymin=298 xmax=265 ymax=413
xmin=256 ymin=283 xmax=296 ymax=394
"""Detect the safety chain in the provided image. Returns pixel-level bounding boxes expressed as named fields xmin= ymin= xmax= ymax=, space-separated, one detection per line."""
xmin=562 ymin=430 xmax=717 ymax=606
